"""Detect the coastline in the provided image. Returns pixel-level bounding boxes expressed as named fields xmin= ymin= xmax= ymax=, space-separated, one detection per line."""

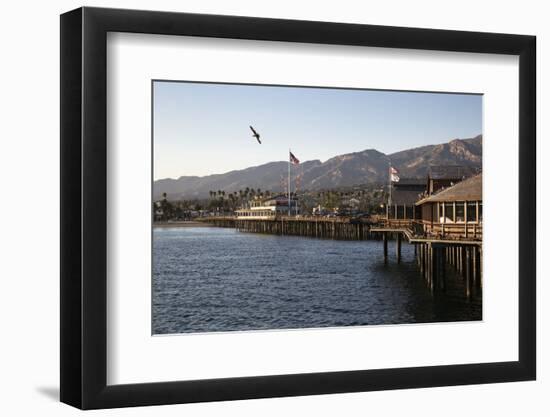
xmin=153 ymin=221 xmax=214 ymax=228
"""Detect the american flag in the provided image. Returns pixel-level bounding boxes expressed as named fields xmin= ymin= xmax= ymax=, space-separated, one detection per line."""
xmin=289 ymin=151 xmax=300 ymax=165
xmin=390 ymin=166 xmax=400 ymax=182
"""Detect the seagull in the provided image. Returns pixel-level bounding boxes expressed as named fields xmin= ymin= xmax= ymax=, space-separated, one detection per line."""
xmin=249 ymin=125 xmax=261 ymax=144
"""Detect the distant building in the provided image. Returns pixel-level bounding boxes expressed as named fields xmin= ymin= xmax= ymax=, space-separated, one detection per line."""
xmin=235 ymin=195 xmax=299 ymax=219
xmin=312 ymin=205 xmax=330 ymax=216
xmin=426 ymin=165 xmax=480 ymax=195
xmin=153 ymin=201 xmax=165 ymax=222
xmin=346 ymin=198 xmax=361 ymax=208
xmin=416 ymin=173 xmax=482 ymax=239
xmin=387 ymin=178 xmax=426 ymax=221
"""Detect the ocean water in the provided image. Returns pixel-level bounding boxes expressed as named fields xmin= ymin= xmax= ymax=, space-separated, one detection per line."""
xmin=152 ymin=227 xmax=481 ymax=334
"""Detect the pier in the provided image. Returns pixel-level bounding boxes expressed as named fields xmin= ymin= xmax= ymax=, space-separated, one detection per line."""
xmin=371 ymin=221 xmax=482 ymax=298
xmin=196 ymin=214 xmax=482 ymax=298
xmin=199 ymin=216 xmax=378 ymax=240
xmin=195 ymin=173 xmax=483 ymax=298
xmin=198 ymin=213 xmax=482 ymax=298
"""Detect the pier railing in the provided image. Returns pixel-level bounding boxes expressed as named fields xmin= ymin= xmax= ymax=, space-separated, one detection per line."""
xmin=379 ymin=219 xmax=482 ymax=241
xmin=198 ymin=215 xmax=376 ymax=224
xmin=414 ymin=220 xmax=482 ymax=241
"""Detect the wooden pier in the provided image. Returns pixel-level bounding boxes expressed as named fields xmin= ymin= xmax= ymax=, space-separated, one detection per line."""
xmin=371 ymin=222 xmax=482 ymax=298
xmin=199 ymin=216 xmax=482 ymax=298
xmin=199 ymin=216 xmax=378 ymax=240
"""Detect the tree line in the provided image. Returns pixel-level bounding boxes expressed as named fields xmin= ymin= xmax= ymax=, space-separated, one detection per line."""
xmin=154 ymin=185 xmax=387 ymax=221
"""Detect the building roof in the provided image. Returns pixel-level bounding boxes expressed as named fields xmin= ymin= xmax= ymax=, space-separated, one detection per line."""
xmin=394 ymin=178 xmax=426 ymax=186
xmin=390 ymin=178 xmax=426 ymax=205
xmin=392 ymin=189 xmax=424 ymax=205
xmin=416 ymin=173 xmax=482 ymax=205
xmin=428 ymin=165 xmax=480 ymax=180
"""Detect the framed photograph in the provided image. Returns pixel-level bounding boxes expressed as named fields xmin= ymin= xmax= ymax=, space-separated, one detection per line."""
xmin=60 ymin=7 xmax=536 ymax=409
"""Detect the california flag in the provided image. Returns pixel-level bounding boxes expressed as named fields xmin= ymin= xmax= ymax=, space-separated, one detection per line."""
xmin=390 ymin=166 xmax=400 ymax=182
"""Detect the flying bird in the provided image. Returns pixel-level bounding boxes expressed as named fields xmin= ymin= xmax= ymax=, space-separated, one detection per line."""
xmin=249 ymin=125 xmax=261 ymax=144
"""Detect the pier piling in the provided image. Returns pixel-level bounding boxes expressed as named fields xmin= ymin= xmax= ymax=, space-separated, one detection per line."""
xmin=383 ymin=233 xmax=388 ymax=264
xmin=429 ymin=244 xmax=436 ymax=292
xmin=465 ymin=246 xmax=472 ymax=299
xmin=396 ymin=233 xmax=402 ymax=263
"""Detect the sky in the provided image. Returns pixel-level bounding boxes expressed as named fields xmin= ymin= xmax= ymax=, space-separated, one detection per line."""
xmin=153 ymin=81 xmax=482 ymax=180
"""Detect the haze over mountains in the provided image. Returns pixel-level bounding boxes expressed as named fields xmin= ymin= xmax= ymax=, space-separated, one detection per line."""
xmin=154 ymin=135 xmax=482 ymax=200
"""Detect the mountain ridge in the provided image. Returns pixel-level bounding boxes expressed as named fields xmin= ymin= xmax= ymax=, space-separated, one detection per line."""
xmin=154 ymin=134 xmax=482 ymax=200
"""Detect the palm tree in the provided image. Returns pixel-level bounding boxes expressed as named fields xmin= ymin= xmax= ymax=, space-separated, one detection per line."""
xmin=160 ymin=192 xmax=171 ymax=221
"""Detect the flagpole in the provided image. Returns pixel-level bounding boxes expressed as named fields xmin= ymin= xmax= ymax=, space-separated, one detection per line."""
xmin=388 ymin=161 xmax=392 ymax=219
xmin=295 ymin=172 xmax=299 ymax=216
xmin=288 ymin=149 xmax=291 ymax=216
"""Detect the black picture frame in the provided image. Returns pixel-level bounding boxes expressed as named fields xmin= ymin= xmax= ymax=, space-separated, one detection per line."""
xmin=60 ymin=6 xmax=536 ymax=410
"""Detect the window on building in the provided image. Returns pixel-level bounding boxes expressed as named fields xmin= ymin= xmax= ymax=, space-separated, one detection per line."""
xmin=455 ymin=202 xmax=465 ymax=223
xmin=467 ymin=202 xmax=477 ymax=222
xmin=444 ymin=202 xmax=454 ymax=222
xmin=406 ymin=205 xmax=413 ymax=219
xmin=397 ymin=205 xmax=404 ymax=219
xmin=478 ymin=203 xmax=482 ymax=222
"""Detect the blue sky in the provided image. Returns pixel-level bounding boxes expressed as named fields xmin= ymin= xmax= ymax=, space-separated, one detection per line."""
xmin=153 ymin=81 xmax=482 ymax=180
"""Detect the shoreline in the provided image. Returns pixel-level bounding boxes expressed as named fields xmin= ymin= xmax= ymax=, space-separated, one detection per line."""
xmin=153 ymin=221 xmax=214 ymax=228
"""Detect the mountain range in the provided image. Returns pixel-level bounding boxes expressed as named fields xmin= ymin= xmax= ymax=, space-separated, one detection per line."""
xmin=154 ymin=134 xmax=482 ymax=200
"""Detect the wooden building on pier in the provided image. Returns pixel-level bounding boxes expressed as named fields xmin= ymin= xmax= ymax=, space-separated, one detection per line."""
xmin=416 ymin=173 xmax=482 ymax=239
xmin=235 ymin=195 xmax=299 ymax=219
xmin=386 ymin=179 xmax=425 ymax=223
xmin=426 ymin=165 xmax=480 ymax=195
